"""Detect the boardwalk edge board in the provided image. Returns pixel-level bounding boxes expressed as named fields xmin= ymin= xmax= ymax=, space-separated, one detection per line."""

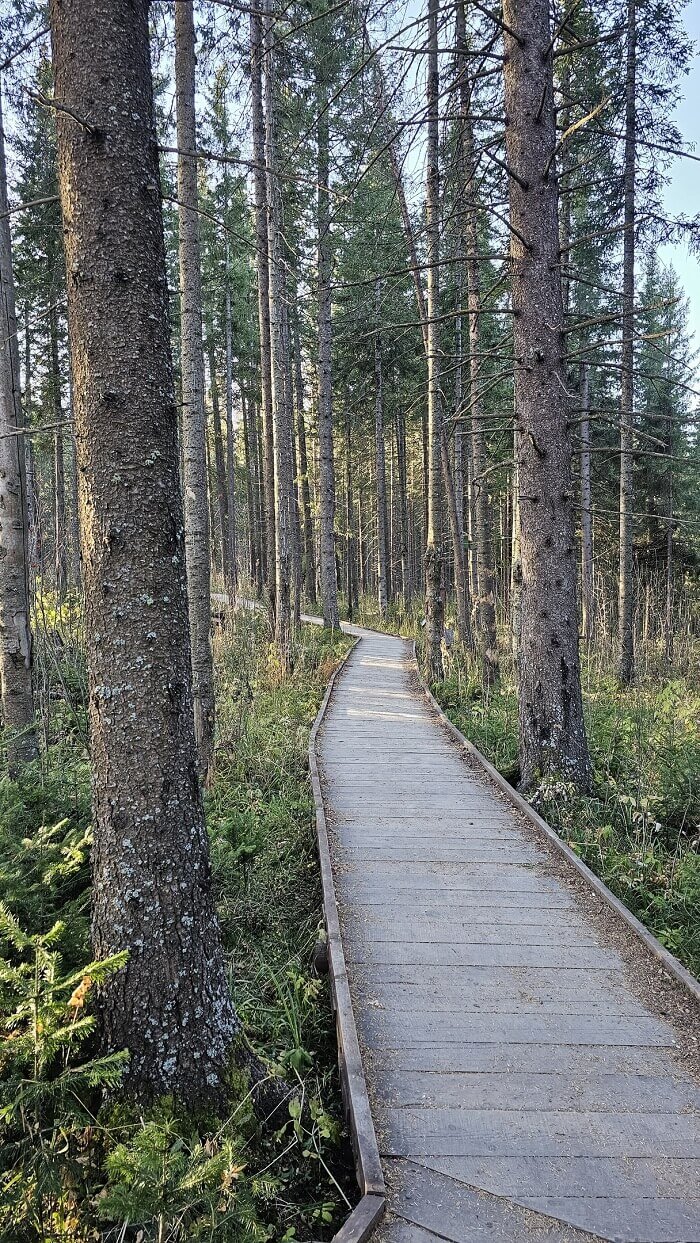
xmin=413 ymin=641 xmax=700 ymax=1006
xmin=309 ymin=634 xmax=387 ymax=1242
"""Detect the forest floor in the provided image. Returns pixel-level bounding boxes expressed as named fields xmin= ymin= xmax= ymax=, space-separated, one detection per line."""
xmin=347 ymin=596 xmax=700 ymax=978
xmin=0 ymin=601 xmax=356 ymax=1242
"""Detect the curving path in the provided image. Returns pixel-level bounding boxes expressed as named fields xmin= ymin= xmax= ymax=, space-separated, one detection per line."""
xmin=317 ymin=627 xmax=700 ymax=1243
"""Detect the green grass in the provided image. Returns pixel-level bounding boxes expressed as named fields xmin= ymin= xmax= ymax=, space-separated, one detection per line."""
xmin=0 ymin=607 xmax=355 ymax=1241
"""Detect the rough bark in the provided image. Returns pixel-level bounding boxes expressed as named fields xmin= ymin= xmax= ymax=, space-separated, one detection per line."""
xmin=0 ymin=81 xmax=37 ymax=771
xmin=617 ymin=0 xmax=636 ymax=685
xmin=250 ymin=0 xmax=275 ymax=601
xmin=580 ymin=362 xmax=594 ymax=643
xmin=424 ymin=0 xmax=444 ymax=682
xmin=503 ymin=0 xmax=592 ymax=791
xmin=395 ymin=406 xmax=410 ymax=602
xmin=175 ymin=0 xmax=214 ymax=772
xmin=316 ymin=57 xmax=339 ymax=629
xmin=49 ymin=0 xmax=239 ymax=1104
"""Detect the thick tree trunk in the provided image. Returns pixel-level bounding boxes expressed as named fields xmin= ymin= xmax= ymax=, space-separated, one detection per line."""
xmin=49 ymin=0 xmax=238 ymax=1104
xmin=250 ymin=0 xmax=275 ymax=602
xmin=175 ymin=0 xmax=214 ymax=773
xmin=374 ymin=281 xmax=389 ymax=618
xmin=580 ymin=362 xmax=594 ymax=643
xmin=618 ymin=0 xmax=636 ymax=685
xmin=316 ymin=59 xmax=339 ymax=628
xmin=503 ymin=0 xmax=591 ymax=791
xmin=0 ymin=82 xmax=37 ymax=771
xmin=424 ymin=0 xmax=444 ymax=681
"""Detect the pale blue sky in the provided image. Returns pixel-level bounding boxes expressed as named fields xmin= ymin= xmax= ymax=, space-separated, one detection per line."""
xmin=661 ymin=0 xmax=700 ymax=356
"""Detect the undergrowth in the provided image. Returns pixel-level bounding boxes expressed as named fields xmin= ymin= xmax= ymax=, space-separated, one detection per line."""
xmin=436 ymin=650 xmax=700 ymax=976
xmin=0 ymin=604 xmax=354 ymax=1241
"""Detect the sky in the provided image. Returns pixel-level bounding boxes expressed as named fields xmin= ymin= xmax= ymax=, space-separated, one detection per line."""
xmin=661 ymin=0 xmax=700 ymax=357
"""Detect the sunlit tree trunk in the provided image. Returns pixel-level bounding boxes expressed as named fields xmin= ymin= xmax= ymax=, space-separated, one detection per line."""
xmin=49 ymin=305 xmax=68 ymax=600
xmin=50 ymin=0 xmax=239 ymax=1104
xmin=0 ymin=80 xmax=37 ymax=771
xmin=224 ymin=276 xmax=238 ymax=593
xmin=175 ymin=0 xmax=214 ymax=772
xmin=503 ymin=0 xmax=591 ymax=790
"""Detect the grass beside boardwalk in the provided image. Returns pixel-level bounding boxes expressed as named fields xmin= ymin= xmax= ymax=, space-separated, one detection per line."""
xmin=0 ymin=603 xmax=355 ymax=1242
xmin=341 ymin=593 xmax=700 ymax=979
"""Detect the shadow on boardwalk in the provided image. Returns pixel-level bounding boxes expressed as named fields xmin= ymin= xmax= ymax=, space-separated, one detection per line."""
xmin=317 ymin=627 xmax=700 ymax=1243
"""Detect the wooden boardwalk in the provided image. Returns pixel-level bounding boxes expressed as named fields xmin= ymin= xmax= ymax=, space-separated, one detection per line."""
xmin=317 ymin=627 xmax=700 ymax=1243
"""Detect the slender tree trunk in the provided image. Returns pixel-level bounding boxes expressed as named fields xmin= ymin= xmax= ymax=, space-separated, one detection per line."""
xmin=49 ymin=0 xmax=240 ymax=1104
xmin=345 ymin=409 xmax=356 ymax=620
xmin=49 ymin=305 xmax=68 ymax=600
xmin=396 ymin=407 xmax=410 ymax=603
xmin=503 ymin=0 xmax=591 ymax=790
xmin=0 ymin=80 xmax=37 ymax=771
xmin=424 ymin=0 xmax=444 ymax=681
xmin=665 ymin=377 xmax=673 ymax=665
xmin=456 ymin=0 xmax=498 ymax=682
xmin=264 ymin=0 xmax=294 ymax=661
xmin=250 ymin=0 xmax=275 ymax=603
xmin=316 ymin=54 xmax=339 ymax=628
xmin=23 ymin=304 xmax=42 ymax=575
xmin=374 ymin=280 xmax=389 ymax=618
xmin=580 ymin=362 xmax=594 ymax=643
xmin=224 ymin=277 xmax=238 ymax=593
xmin=175 ymin=0 xmax=214 ymax=773
xmin=292 ymin=303 xmax=316 ymax=605
xmin=618 ymin=0 xmax=636 ymax=684
xmin=207 ymin=328 xmax=230 ymax=586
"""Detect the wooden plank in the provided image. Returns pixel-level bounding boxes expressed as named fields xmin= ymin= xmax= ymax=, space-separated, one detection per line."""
xmin=357 ymin=1012 xmax=676 ymax=1048
xmin=345 ymin=941 xmax=620 ymax=968
xmin=417 ymin=1153 xmax=700 ymax=1199
xmin=375 ymin=1068 xmax=700 ymax=1112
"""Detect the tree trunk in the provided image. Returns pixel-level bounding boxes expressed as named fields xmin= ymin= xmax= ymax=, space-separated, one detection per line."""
xmin=395 ymin=406 xmax=410 ymax=602
xmin=456 ymin=0 xmax=498 ymax=682
xmin=316 ymin=57 xmax=339 ymax=628
xmin=424 ymin=0 xmax=444 ymax=681
xmin=374 ymin=281 xmax=389 ymax=617
xmin=264 ymin=0 xmax=294 ymax=662
xmin=503 ymin=0 xmax=591 ymax=791
xmin=0 ymin=80 xmax=37 ymax=771
xmin=23 ymin=304 xmax=42 ymax=576
xmin=250 ymin=0 xmax=275 ymax=603
xmin=618 ymin=0 xmax=636 ymax=685
xmin=580 ymin=362 xmax=594 ymax=643
xmin=206 ymin=328 xmax=230 ymax=586
xmin=175 ymin=0 xmax=214 ymax=773
xmin=49 ymin=305 xmax=68 ymax=600
xmin=49 ymin=0 xmax=239 ymax=1104
xmin=224 ymin=276 xmax=238 ymax=593
xmin=292 ymin=302 xmax=316 ymax=606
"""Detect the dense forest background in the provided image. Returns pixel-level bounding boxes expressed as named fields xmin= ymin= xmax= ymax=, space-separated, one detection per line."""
xmin=0 ymin=0 xmax=699 ymax=1237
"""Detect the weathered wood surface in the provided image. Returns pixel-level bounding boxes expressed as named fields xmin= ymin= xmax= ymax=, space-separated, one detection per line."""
xmin=317 ymin=629 xmax=700 ymax=1243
